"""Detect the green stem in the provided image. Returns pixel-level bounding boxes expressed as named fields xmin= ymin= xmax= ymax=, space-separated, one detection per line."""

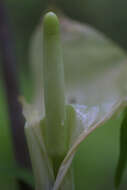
xmin=43 ymin=12 xmax=68 ymax=173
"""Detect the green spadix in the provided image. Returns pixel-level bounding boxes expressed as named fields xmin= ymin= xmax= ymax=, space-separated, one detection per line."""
xmin=43 ymin=12 xmax=68 ymax=173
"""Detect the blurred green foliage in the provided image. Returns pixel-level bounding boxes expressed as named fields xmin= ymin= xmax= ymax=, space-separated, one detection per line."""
xmin=1 ymin=0 xmax=127 ymax=189
xmin=4 ymin=0 xmax=127 ymax=70
xmin=0 ymin=80 xmax=18 ymax=189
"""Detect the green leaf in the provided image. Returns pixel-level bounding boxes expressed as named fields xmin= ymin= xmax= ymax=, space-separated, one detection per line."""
xmin=115 ymin=108 xmax=127 ymax=188
xmin=26 ymin=14 xmax=127 ymax=189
